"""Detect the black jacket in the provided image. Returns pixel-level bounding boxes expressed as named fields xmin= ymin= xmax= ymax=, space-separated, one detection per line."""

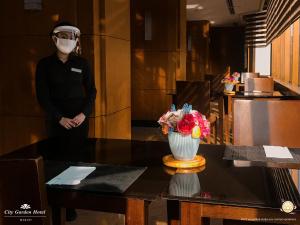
xmin=35 ymin=53 xmax=97 ymax=121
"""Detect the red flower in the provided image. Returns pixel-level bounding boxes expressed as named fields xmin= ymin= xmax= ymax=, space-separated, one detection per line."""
xmin=177 ymin=114 xmax=195 ymax=135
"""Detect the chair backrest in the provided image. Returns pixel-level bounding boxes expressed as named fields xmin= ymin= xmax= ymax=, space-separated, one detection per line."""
xmin=204 ymin=74 xmax=224 ymax=98
xmin=241 ymin=72 xmax=259 ymax=83
xmin=233 ymin=99 xmax=300 ymax=147
xmin=244 ymin=77 xmax=274 ymax=93
xmin=0 ymin=156 xmax=49 ymax=225
xmin=174 ymin=81 xmax=210 ymax=117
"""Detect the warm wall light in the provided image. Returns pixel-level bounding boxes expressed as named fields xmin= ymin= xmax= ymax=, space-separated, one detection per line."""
xmin=186 ymin=4 xmax=199 ymax=9
xmin=197 ymin=6 xmax=204 ymax=10
xmin=210 ymin=21 xmax=215 ymax=24
xmin=51 ymin=14 xmax=60 ymax=22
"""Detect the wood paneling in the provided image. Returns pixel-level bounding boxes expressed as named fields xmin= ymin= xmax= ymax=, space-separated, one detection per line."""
xmin=292 ymin=20 xmax=299 ymax=86
xmin=271 ymin=36 xmax=280 ymax=79
xmin=0 ymin=0 xmax=79 ymax=36
xmin=132 ymin=50 xmax=179 ymax=90
xmin=92 ymin=107 xmax=131 ymax=139
xmin=94 ymin=0 xmax=130 ymax=40
xmin=271 ymin=19 xmax=299 ymax=89
xmin=186 ymin=21 xmax=210 ymax=80
xmin=210 ymin=27 xmax=245 ymax=75
xmin=280 ymin=33 xmax=286 ymax=81
xmin=104 ymin=36 xmax=131 ymax=115
xmin=0 ymin=116 xmax=47 ymax=155
xmin=284 ymin=27 xmax=291 ymax=83
xmin=131 ymin=0 xmax=186 ymax=120
xmin=131 ymin=0 xmax=180 ymax=51
xmin=132 ymin=90 xmax=172 ymax=120
xmin=92 ymin=0 xmax=131 ymax=138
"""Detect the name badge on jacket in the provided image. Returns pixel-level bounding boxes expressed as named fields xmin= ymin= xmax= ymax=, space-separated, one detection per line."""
xmin=71 ymin=67 xmax=82 ymax=73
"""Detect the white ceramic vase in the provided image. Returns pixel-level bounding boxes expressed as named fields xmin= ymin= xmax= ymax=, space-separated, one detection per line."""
xmin=224 ymin=83 xmax=234 ymax=91
xmin=168 ymin=132 xmax=200 ymax=161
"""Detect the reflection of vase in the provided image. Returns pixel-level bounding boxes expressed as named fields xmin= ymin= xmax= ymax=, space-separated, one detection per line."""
xmin=225 ymin=83 xmax=234 ymax=91
xmin=168 ymin=132 xmax=200 ymax=160
xmin=169 ymin=173 xmax=200 ymax=197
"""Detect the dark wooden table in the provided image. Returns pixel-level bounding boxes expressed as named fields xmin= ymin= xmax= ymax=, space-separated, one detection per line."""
xmin=2 ymin=138 xmax=300 ymax=225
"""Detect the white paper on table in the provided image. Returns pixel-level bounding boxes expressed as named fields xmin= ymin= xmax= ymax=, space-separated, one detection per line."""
xmin=263 ymin=145 xmax=293 ymax=159
xmin=47 ymin=166 xmax=96 ymax=185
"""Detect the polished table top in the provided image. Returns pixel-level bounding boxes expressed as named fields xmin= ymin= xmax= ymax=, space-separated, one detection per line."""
xmin=232 ymin=91 xmax=300 ymax=99
xmin=2 ymin=138 xmax=300 ymax=210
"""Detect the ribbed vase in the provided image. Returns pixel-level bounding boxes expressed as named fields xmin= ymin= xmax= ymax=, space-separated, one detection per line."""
xmin=224 ymin=83 xmax=234 ymax=91
xmin=169 ymin=173 xmax=201 ymax=197
xmin=168 ymin=132 xmax=200 ymax=160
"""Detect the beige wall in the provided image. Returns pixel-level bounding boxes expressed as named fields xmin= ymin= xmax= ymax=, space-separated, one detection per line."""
xmin=131 ymin=0 xmax=186 ymax=120
xmin=0 ymin=0 xmax=131 ymax=155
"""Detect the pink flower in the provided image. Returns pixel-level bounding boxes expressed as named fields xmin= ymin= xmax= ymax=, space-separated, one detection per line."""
xmin=177 ymin=114 xmax=195 ymax=135
xmin=190 ymin=111 xmax=210 ymax=138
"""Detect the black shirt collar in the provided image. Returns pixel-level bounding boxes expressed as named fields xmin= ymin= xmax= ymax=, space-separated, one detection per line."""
xmin=51 ymin=52 xmax=77 ymax=64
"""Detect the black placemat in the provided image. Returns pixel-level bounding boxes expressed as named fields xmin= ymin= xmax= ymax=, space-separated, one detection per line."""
xmin=223 ymin=145 xmax=300 ymax=164
xmin=46 ymin=162 xmax=147 ymax=194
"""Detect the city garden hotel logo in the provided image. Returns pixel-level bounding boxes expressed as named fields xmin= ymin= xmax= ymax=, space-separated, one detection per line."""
xmin=3 ymin=204 xmax=46 ymax=222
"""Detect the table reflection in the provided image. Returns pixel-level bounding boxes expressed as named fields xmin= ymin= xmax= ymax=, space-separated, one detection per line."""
xmin=164 ymin=166 xmax=205 ymax=198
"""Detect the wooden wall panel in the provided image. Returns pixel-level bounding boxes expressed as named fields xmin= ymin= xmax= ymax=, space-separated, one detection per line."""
xmin=0 ymin=116 xmax=47 ymax=155
xmin=284 ymin=27 xmax=291 ymax=83
xmin=0 ymin=36 xmax=53 ymax=116
xmin=131 ymin=0 xmax=179 ymax=51
xmin=132 ymin=90 xmax=172 ymax=120
xmin=271 ymin=19 xmax=300 ymax=91
xmin=210 ymin=27 xmax=245 ymax=75
xmin=280 ymin=34 xmax=285 ymax=81
xmin=186 ymin=21 xmax=210 ymax=80
xmin=132 ymin=50 xmax=179 ymax=90
xmin=177 ymin=0 xmax=187 ymax=81
xmin=93 ymin=108 xmax=131 ymax=139
xmin=94 ymin=0 xmax=130 ymax=40
xmin=271 ymin=37 xmax=280 ymax=79
xmin=93 ymin=0 xmax=131 ymax=138
xmin=0 ymin=0 xmax=79 ymax=36
xmin=292 ymin=20 xmax=299 ymax=86
xmin=104 ymin=36 xmax=131 ymax=115
xmin=131 ymin=0 xmax=185 ymax=120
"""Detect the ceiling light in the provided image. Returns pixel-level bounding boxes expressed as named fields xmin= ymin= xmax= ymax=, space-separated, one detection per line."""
xmin=186 ymin=4 xmax=199 ymax=9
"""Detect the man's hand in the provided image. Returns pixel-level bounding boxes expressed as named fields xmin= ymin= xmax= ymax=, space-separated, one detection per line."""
xmin=59 ymin=117 xmax=77 ymax=129
xmin=72 ymin=113 xmax=86 ymax=127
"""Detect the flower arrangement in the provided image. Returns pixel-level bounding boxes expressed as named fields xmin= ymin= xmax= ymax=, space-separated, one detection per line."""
xmin=232 ymin=72 xmax=240 ymax=81
xmin=221 ymin=72 xmax=240 ymax=84
xmin=158 ymin=104 xmax=210 ymax=139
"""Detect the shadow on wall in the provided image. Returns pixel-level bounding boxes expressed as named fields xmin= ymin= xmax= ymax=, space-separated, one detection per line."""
xmin=132 ymin=49 xmax=176 ymax=120
xmin=0 ymin=37 xmax=54 ymax=155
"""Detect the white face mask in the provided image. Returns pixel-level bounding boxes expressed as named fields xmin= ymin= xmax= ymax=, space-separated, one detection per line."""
xmin=54 ymin=38 xmax=77 ymax=54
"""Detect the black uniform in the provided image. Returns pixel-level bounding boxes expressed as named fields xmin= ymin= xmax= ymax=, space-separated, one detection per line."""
xmin=36 ymin=53 xmax=96 ymax=152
